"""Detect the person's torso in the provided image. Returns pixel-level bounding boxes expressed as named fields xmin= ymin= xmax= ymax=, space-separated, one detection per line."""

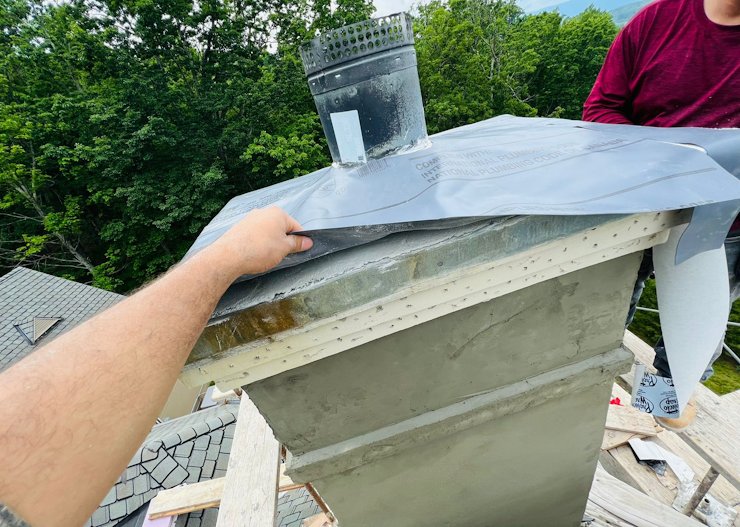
xmin=627 ymin=0 xmax=740 ymax=127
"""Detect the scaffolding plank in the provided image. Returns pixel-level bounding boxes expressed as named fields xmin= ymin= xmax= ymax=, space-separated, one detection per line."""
xmin=602 ymin=429 xmax=643 ymax=451
xmin=588 ymin=464 xmax=702 ymax=527
xmin=606 ymin=404 xmax=658 ymax=436
xmin=599 ymin=445 xmax=677 ymax=505
xmin=216 ymin=395 xmax=280 ymax=527
xmin=302 ymin=513 xmax=334 ymax=527
xmin=148 ymin=478 xmax=224 ymax=519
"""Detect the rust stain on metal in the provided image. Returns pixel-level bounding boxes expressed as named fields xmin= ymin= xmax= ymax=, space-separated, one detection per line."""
xmin=191 ymin=298 xmax=306 ymax=363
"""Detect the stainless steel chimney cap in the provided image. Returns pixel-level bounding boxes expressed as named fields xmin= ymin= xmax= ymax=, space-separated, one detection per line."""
xmin=300 ymin=12 xmax=415 ymax=76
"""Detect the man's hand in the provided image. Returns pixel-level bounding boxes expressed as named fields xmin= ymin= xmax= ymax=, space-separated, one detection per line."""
xmin=209 ymin=207 xmax=314 ymax=277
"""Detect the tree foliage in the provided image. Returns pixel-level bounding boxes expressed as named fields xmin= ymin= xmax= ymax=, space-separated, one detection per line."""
xmin=415 ymin=0 xmax=619 ymax=132
xmin=0 ymin=0 xmax=619 ymax=291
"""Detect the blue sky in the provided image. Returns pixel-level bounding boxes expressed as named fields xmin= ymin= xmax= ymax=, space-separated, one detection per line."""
xmin=373 ymin=0 xmax=564 ymax=17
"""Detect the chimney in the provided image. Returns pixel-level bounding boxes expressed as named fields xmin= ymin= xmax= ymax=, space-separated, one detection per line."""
xmin=300 ymin=13 xmax=428 ymax=165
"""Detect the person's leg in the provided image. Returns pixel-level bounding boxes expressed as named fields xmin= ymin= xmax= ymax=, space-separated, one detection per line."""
xmin=727 ymin=235 xmax=740 ymax=302
xmin=626 ymin=249 xmax=654 ymax=326
xmin=702 ymin=236 xmax=740 ymax=379
xmin=700 ymin=340 xmax=725 ymax=381
xmin=653 ymin=337 xmax=671 ymax=377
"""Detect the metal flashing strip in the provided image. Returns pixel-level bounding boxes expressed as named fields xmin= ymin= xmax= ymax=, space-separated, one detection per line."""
xmin=185 ymin=116 xmax=740 ymax=274
xmin=12 ymin=324 xmax=33 ymax=346
xmin=181 ymin=212 xmax=681 ymax=388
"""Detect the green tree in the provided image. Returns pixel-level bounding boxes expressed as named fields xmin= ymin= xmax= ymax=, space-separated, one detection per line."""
xmin=530 ymin=8 xmax=619 ymax=117
xmin=415 ymin=0 xmax=523 ymax=133
xmin=415 ymin=0 xmax=618 ymax=131
xmin=1 ymin=0 xmax=620 ymax=292
xmin=0 ymin=0 xmax=372 ymax=290
xmin=0 ymin=0 xmax=113 ymax=284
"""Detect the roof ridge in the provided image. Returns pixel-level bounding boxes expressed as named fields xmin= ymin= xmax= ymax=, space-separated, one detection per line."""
xmin=0 ymin=266 xmax=31 ymax=285
xmin=149 ymin=400 xmax=239 ymax=430
xmin=151 ymin=406 xmax=237 ymax=453
xmin=0 ymin=266 xmax=124 ymax=298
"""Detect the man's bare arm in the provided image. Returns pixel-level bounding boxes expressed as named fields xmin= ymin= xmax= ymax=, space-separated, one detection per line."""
xmin=0 ymin=207 xmax=312 ymax=527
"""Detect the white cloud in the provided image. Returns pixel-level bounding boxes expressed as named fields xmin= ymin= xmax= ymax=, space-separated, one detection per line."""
xmin=373 ymin=0 xmax=420 ymax=16
xmin=517 ymin=0 xmax=565 ymax=11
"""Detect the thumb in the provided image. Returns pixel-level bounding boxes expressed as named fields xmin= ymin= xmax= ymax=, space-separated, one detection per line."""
xmin=287 ymin=234 xmax=313 ymax=254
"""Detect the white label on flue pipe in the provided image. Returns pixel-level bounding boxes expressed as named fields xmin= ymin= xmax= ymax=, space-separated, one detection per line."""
xmin=330 ymin=110 xmax=367 ymax=164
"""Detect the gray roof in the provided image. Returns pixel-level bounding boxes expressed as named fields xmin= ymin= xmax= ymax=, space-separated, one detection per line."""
xmin=92 ymin=401 xmax=321 ymax=527
xmin=275 ymin=488 xmax=322 ymax=527
xmin=0 ymin=267 xmax=122 ymax=371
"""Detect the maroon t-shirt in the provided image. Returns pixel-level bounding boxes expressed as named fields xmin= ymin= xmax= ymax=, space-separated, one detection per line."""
xmin=583 ymin=0 xmax=740 ymax=128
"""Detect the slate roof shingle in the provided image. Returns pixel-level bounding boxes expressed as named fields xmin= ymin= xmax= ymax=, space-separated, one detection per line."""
xmin=91 ymin=401 xmax=321 ymax=527
xmin=0 ymin=267 xmax=122 ymax=372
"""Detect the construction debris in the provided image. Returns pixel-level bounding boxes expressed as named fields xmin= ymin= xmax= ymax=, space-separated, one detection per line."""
xmin=593 ymin=331 xmax=739 ymax=527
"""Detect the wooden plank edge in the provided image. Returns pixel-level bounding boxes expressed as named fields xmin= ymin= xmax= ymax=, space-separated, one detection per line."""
xmin=302 ymin=513 xmax=335 ymax=527
xmin=148 ymin=478 xmax=225 ymax=520
xmin=606 ymin=404 xmax=658 ymax=436
xmin=602 ymin=430 xmax=644 ymax=451
xmin=150 ymin=498 xmax=222 ymax=520
xmin=148 ymin=477 xmax=304 ymax=520
xmin=215 ymin=395 xmax=280 ymax=527
xmin=590 ymin=464 xmax=703 ymax=527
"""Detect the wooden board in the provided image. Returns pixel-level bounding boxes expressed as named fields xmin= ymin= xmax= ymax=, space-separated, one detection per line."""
xmin=302 ymin=513 xmax=334 ymax=527
xmin=145 ymin=462 xmax=303 ymax=521
xmin=142 ymin=509 xmax=177 ymax=527
xmin=216 ymin=395 xmax=280 ymax=527
xmin=720 ymin=388 xmax=740 ymax=405
xmin=611 ymin=383 xmax=633 ymax=405
xmin=603 ymin=386 xmax=644 ymax=451
xmin=599 ymin=445 xmax=677 ymax=505
xmin=602 ymin=429 xmax=643 ymax=451
xmin=680 ymin=415 xmax=740 ymax=490
xmin=622 ymin=330 xmax=657 ymax=368
xmin=605 ymin=403 xmax=659 ymax=436
xmin=148 ymin=478 xmax=225 ymax=520
xmin=584 ymin=500 xmax=639 ymax=527
xmin=588 ymin=464 xmax=703 ymax=527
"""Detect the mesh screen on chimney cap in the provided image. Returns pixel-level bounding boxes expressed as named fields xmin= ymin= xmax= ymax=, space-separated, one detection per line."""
xmin=300 ymin=13 xmax=415 ymax=76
